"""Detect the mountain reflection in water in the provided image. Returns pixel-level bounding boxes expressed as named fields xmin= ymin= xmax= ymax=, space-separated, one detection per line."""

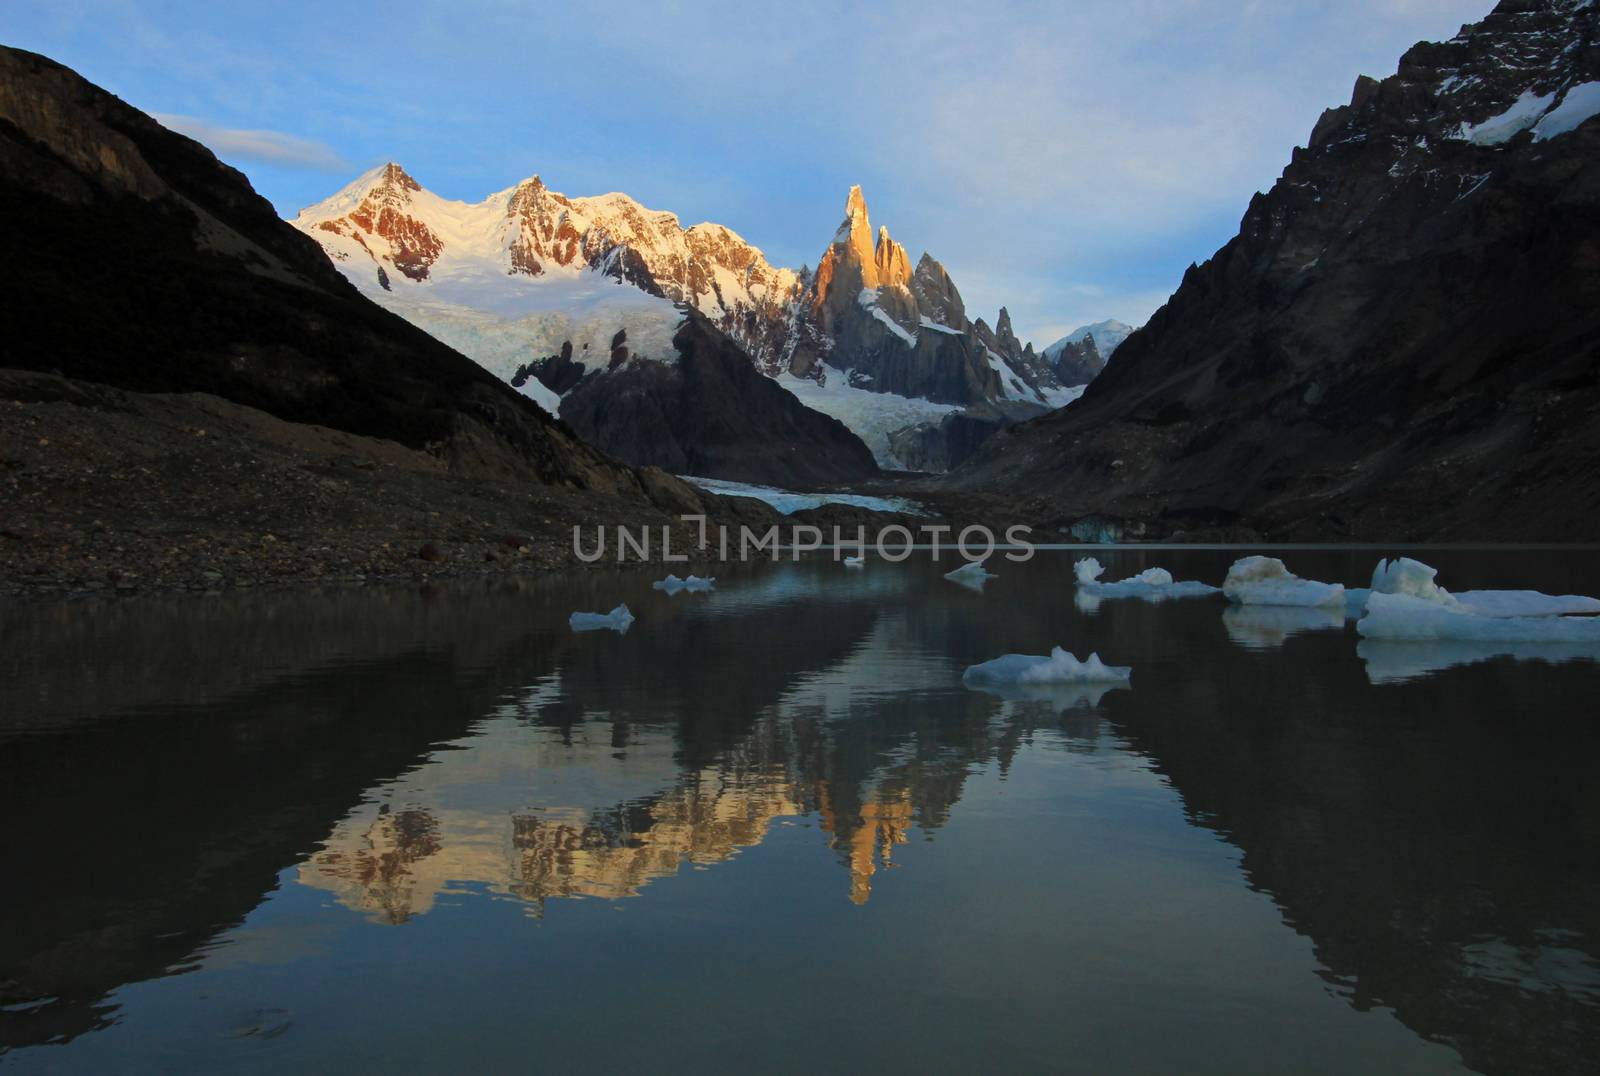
xmin=2 ymin=550 xmax=1597 ymax=1074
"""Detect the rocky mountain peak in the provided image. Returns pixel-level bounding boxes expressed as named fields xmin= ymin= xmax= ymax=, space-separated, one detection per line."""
xmin=829 ymin=183 xmax=878 ymax=286
xmin=378 ymin=161 xmax=420 ymax=193
xmin=873 ymin=224 xmax=912 ymax=288
xmin=909 ymin=253 xmax=966 ymax=328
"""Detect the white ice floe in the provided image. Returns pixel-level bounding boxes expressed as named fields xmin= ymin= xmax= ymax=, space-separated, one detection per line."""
xmin=652 ymin=574 xmax=715 ymax=593
xmin=1074 ymin=557 xmax=1221 ymax=603
xmin=1222 ymin=556 xmax=1346 ymax=608
xmin=843 ymin=555 xmax=866 ymax=569
xmin=1348 ymin=558 xmax=1600 ymax=618
xmin=962 ymin=648 xmax=1132 ymax=688
xmin=944 ymin=560 xmax=996 ymax=590
xmin=1223 ymin=605 xmax=1346 ymax=650
xmin=1358 ymin=638 xmax=1600 ymax=684
xmin=569 ymin=603 xmax=635 ymax=633
xmin=1357 ymin=592 xmax=1600 ymax=643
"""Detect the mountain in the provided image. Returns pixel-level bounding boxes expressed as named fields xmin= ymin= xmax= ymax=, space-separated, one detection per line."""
xmin=295 ymin=174 xmax=1080 ymax=472
xmin=524 ymin=311 xmax=880 ymax=487
xmin=1043 ymin=319 xmax=1136 ymax=361
xmin=944 ymin=0 xmax=1600 ymax=541
xmin=0 ymin=44 xmax=738 ymax=584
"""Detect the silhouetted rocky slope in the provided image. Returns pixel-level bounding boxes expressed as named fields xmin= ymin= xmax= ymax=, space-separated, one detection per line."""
xmin=0 ymin=45 xmax=690 ymax=500
xmin=530 ymin=311 xmax=881 ymax=487
xmin=945 ymin=0 xmax=1600 ymax=541
xmin=0 ymin=45 xmax=811 ymax=592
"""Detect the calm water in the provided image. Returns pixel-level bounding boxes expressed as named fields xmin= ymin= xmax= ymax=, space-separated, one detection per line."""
xmin=2 ymin=550 xmax=1598 ymax=1074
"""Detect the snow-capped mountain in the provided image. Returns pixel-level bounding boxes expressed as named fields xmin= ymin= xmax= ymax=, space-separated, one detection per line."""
xmin=1044 ymin=319 xmax=1135 ymax=360
xmin=295 ymin=163 xmax=796 ymax=415
xmin=295 ymin=170 xmax=1079 ymax=471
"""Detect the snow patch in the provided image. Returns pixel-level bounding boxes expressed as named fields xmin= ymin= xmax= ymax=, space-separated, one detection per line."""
xmin=1533 ymin=81 xmax=1600 ymax=141
xmin=1454 ymin=89 xmax=1556 ymax=145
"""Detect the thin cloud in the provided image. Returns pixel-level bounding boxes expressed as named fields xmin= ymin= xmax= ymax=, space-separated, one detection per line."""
xmin=153 ymin=113 xmax=349 ymax=172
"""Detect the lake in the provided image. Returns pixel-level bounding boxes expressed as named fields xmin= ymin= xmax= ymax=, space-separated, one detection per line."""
xmin=2 ymin=549 xmax=1597 ymax=1073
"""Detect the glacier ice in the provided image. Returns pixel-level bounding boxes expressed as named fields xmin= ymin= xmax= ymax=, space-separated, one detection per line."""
xmin=1357 ymin=592 xmax=1600 ymax=643
xmin=963 ymin=648 xmax=1132 ymax=688
xmin=1223 ymin=604 xmax=1346 ymax=650
xmin=1349 ymin=558 xmax=1600 ymax=618
xmin=1222 ymin=556 xmax=1345 ymax=608
xmin=653 ymin=574 xmax=715 ymax=593
xmin=1075 ymin=557 xmax=1221 ymax=603
xmin=569 ymin=603 xmax=635 ymax=633
xmin=944 ymin=560 xmax=996 ymax=590
xmin=1370 ymin=557 xmax=1460 ymax=605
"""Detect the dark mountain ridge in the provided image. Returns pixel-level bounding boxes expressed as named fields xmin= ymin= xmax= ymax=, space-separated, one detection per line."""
xmin=942 ymin=0 xmax=1600 ymax=541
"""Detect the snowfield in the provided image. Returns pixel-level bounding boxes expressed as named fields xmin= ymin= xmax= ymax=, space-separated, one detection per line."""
xmin=774 ymin=365 xmax=962 ymax=471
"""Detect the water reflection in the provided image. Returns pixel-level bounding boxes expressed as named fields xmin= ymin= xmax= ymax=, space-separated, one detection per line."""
xmin=2 ymin=551 xmax=1599 ymax=1073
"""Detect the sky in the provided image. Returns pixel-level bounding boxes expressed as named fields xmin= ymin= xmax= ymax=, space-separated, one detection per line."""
xmin=5 ymin=0 xmax=1491 ymax=347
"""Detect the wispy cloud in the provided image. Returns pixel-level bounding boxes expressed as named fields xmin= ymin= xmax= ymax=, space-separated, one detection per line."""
xmin=153 ymin=114 xmax=350 ymax=172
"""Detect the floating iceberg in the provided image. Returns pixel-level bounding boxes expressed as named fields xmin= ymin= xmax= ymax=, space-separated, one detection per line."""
xmin=963 ymin=648 xmax=1132 ymax=687
xmin=944 ymin=560 xmax=996 ymax=590
xmin=653 ymin=574 xmax=715 ymax=593
xmin=1357 ymin=638 xmax=1600 ymax=684
xmin=1074 ymin=557 xmax=1220 ymax=603
xmin=569 ymin=603 xmax=635 ymax=633
xmin=1357 ymin=592 xmax=1600 ymax=643
xmin=843 ymin=555 xmax=866 ymax=569
xmin=1222 ymin=556 xmax=1345 ymax=608
xmin=1223 ymin=604 xmax=1345 ymax=650
xmin=1349 ymin=558 xmax=1600 ymax=618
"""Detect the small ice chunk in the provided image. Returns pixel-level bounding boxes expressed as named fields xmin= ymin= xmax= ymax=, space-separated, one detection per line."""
xmin=843 ymin=555 xmax=865 ymax=569
xmin=653 ymin=574 xmax=715 ymax=593
xmin=1074 ymin=557 xmax=1218 ymax=603
xmin=1223 ymin=556 xmax=1345 ymax=608
xmin=1357 ymin=592 xmax=1600 ymax=642
xmin=569 ymin=603 xmax=634 ymax=633
xmin=945 ymin=560 xmax=996 ymax=589
xmin=963 ymin=648 xmax=1132 ymax=687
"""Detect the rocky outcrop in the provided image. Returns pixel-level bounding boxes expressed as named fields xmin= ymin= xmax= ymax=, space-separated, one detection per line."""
xmin=534 ymin=312 xmax=880 ymax=488
xmin=944 ymin=0 xmax=1600 ymax=540
xmin=1049 ymin=335 xmax=1105 ymax=387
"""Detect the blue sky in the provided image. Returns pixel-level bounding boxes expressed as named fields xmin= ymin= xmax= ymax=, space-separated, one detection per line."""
xmin=7 ymin=0 xmax=1489 ymax=346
